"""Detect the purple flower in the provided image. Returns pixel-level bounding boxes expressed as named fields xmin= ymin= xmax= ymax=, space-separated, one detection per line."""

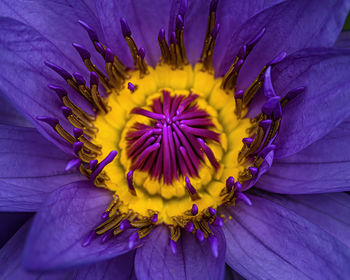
xmin=1 ymin=0 xmax=350 ymax=279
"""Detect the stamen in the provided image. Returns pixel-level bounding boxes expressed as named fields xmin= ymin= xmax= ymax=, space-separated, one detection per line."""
xmin=201 ymin=0 xmax=218 ymax=65
xmin=90 ymin=150 xmax=118 ymax=181
xmin=184 ymin=221 xmax=194 ymax=232
xmin=82 ymin=230 xmax=96 ymax=247
xmin=185 ymin=177 xmax=200 ymax=201
xmin=126 ymin=170 xmax=137 ymax=196
xmin=236 ymin=192 xmax=252 ymax=206
xmin=208 ymin=235 xmax=219 ymax=258
xmin=280 ymin=87 xmax=305 ymax=108
xmin=212 ymin=217 xmax=224 ymax=227
xmin=169 ymin=239 xmax=177 ymax=255
xmin=175 ymin=14 xmax=188 ymax=65
xmin=196 ymin=229 xmax=205 ymax=242
xmin=120 ymin=18 xmax=140 ymax=68
xmin=36 ymin=116 xmax=75 ymax=144
xmin=65 ymin=158 xmax=81 ymax=171
xmin=191 ymin=203 xmax=199 ymax=215
xmin=72 ymin=43 xmax=110 ymax=90
xmin=158 ymin=28 xmax=171 ymax=64
xmin=226 ymin=176 xmax=235 ymax=192
xmin=128 ymin=82 xmax=135 ymax=93
xmin=128 ymin=232 xmax=139 ymax=249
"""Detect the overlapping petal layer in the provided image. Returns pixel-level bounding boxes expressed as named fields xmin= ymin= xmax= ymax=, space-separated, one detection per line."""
xmin=218 ymin=0 xmax=350 ymax=82
xmin=0 ymin=220 xmax=136 ymax=279
xmin=223 ymin=193 xmax=350 ymax=280
xmin=0 ymin=125 xmax=82 ymax=211
xmin=23 ymin=181 xmax=142 ymax=270
xmin=257 ymin=117 xmax=350 ymax=193
xmin=0 ymin=17 xmax=91 ymax=153
xmin=135 ymin=225 xmax=226 ymax=280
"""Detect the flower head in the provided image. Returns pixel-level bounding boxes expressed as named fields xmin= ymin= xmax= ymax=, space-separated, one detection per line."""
xmin=1 ymin=0 xmax=350 ymax=279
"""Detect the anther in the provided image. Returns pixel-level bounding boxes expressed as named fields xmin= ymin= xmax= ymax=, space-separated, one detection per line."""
xmin=78 ymin=20 xmax=99 ymax=42
xmin=128 ymin=232 xmax=139 ymax=249
xmin=65 ymin=158 xmax=81 ymax=171
xmin=246 ymin=28 xmax=266 ymax=55
xmin=151 ymin=214 xmax=158 ymax=223
xmin=212 ymin=216 xmax=224 ymax=227
xmin=248 ymin=167 xmax=258 ymax=177
xmin=169 ymin=239 xmax=177 ymax=255
xmin=37 ymin=116 xmax=75 ymax=144
xmin=234 ymin=90 xmax=244 ymax=118
xmin=73 ymin=141 xmax=84 ymax=155
xmin=90 ymin=159 xmax=98 ymax=170
xmin=120 ymin=220 xmax=131 ymax=231
xmin=185 ymin=177 xmax=200 ymax=201
xmin=158 ymin=28 xmax=171 ymax=64
xmin=201 ymin=23 xmax=220 ymax=72
xmin=169 ymin=32 xmax=178 ymax=68
xmin=237 ymin=192 xmax=252 ymax=206
xmin=184 ymin=221 xmax=194 ymax=232
xmin=226 ymin=176 xmax=235 ymax=192
xmin=196 ymin=229 xmax=205 ymax=242
xmin=90 ymin=151 xmax=118 ymax=181
xmin=101 ymin=211 xmax=109 ymax=220
xmin=201 ymin=0 xmax=218 ymax=66
xmin=208 ymin=207 xmax=216 ymax=216
xmin=242 ymin=138 xmax=253 ymax=147
xmin=127 ymin=170 xmax=137 ymax=196
xmin=48 ymin=84 xmax=67 ymax=100
xmin=191 ymin=203 xmax=199 ymax=215
xmin=179 ymin=0 xmax=187 ymax=17
xmin=44 ymin=61 xmax=72 ymax=80
xmin=120 ymin=18 xmax=140 ymax=68
xmin=280 ymin=86 xmax=305 ymax=108
xmin=268 ymin=51 xmax=287 ymax=66
xmin=72 ymin=43 xmax=110 ymax=90
xmin=82 ymin=230 xmax=96 ymax=247
xmin=128 ymin=82 xmax=135 ymax=93
xmin=137 ymin=47 xmax=149 ymax=77
xmin=208 ymin=235 xmax=219 ymax=258
xmin=100 ymin=231 xmax=113 ymax=244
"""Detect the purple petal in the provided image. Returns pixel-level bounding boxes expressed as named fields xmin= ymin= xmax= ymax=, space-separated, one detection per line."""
xmin=255 ymin=191 xmax=350 ymax=248
xmin=335 ymin=31 xmax=350 ymax=48
xmin=0 ymin=212 xmax=32 ymax=247
xmin=257 ymin=116 xmax=350 ymax=194
xmin=96 ymin=0 xmax=172 ymax=66
xmin=223 ymin=193 xmax=350 ymax=279
xmin=135 ymin=225 xmax=226 ymax=280
xmin=0 ymin=93 xmax=32 ymax=127
xmin=0 ymin=125 xmax=82 ymax=212
xmin=214 ymin=0 xmax=284 ymax=72
xmin=271 ymin=48 xmax=350 ymax=158
xmin=0 ymin=18 xmax=83 ymax=153
xmin=256 ymin=116 xmax=350 ymax=194
xmin=218 ymin=0 xmax=350 ymax=83
xmin=0 ymin=220 xmax=136 ymax=279
xmin=23 ymin=181 xmax=142 ymax=270
xmin=0 ymin=0 xmax=104 ymax=69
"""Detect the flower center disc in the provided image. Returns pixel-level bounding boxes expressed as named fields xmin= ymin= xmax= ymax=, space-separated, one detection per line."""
xmin=92 ymin=64 xmax=251 ymax=225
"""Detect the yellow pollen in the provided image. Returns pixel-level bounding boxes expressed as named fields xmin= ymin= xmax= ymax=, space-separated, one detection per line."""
xmin=92 ymin=63 xmax=251 ymax=225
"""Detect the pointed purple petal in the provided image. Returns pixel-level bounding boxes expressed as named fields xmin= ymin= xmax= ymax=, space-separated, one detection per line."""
xmin=135 ymin=225 xmax=226 ymax=280
xmin=223 ymin=193 xmax=350 ymax=279
xmin=0 ymin=125 xmax=82 ymax=211
xmin=23 ymin=181 xmax=142 ymax=270
xmin=272 ymin=48 xmax=350 ymax=158
xmin=0 ymin=220 xmax=136 ymax=279
xmin=257 ymin=117 xmax=350 ymax=193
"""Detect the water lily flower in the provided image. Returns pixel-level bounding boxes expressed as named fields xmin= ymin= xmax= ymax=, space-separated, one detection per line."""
xmin=1 ymin=0 xmax=350 ymax=279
